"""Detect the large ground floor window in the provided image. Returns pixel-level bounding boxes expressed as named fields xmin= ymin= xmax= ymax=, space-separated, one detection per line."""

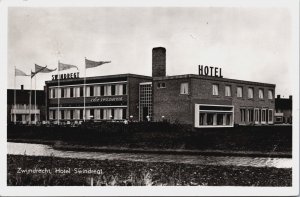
xmin=247 ymin=107 xmax=273 ymax=125
xmin=195 ymin=104 xmax=234 ymax=128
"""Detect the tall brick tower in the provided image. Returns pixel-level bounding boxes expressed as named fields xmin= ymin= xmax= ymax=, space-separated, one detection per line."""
xmin=152 ymin=47 xmax=166 ymax=77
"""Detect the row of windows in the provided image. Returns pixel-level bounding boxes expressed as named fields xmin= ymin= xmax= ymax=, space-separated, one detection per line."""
xmin=49 ymin=84 xmax=127 ymax=99
xmin=212 ymin=84 xmax=274 ymax=99
xmin=240 ymin=108 xmax=273 ymax=124
xmin=158 ymin=82 xmax=273 ymax=99
xmin=49 ymin=108 xmax=127 ymax=120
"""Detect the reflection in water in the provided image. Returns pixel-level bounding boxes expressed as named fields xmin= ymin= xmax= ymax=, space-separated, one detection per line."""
xmin=7 ymin=142 xmax=292 ymax=169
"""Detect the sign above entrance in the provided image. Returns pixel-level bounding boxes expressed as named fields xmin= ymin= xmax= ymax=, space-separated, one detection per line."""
xmin=198 ymin=65 xmax=223 ymax=78
xmin=52 ymin=72 xmax=80 ymax=80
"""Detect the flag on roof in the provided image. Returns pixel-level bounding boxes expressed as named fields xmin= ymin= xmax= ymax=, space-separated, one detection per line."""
xmin=31 ymin=64 xmax=57 ymax=78
xmin=15 ymin=68 xmax=30 ymax=76
xmin=85 ymin=58 xmax=111 ymax=69
xmin=58 ymin=62 xmax=78 ymax=71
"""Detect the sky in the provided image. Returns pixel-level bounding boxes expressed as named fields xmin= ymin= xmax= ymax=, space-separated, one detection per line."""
xmin=7 ymin=6 xmax=295 ymax=97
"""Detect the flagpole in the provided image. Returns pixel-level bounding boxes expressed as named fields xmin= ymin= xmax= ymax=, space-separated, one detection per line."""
xmin=58 ymin=61 xmax=60 ymax=125
xmin=84 ymin=58 xmax=86 ymax=122
xmin=29 ymin=70 xmax=32 ymax=125
xmin=14 ymin=66 xmax=16 ymax=124
xmin=34 ymin=75 xmax=37 ymax=124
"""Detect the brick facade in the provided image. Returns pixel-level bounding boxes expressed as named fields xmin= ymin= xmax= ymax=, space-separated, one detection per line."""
xmin=153 ymin=74 xmax=275 ymax=126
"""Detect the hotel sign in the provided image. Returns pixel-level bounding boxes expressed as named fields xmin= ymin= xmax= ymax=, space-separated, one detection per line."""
xmin=198 ymin=65 xmax=223 ymax=78
xmin=52 ymin=72 xmax=80 ymax=80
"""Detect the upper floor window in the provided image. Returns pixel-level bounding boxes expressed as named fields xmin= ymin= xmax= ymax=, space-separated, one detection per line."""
xmin=157 ymin=82 xmax=166 ymax=89
xmin=105 ymin=85 xmax=112 ymax=96
xmin=225 ymin=85 xmax=231 ymax=97
xmin=212 ymin=84 xmax=219 ymax=96
xmin=248 ymin=87 xmax=254 ymax=99
xmin=180 ymin=82 xmax=189 ymax=94
xmin=237 ymin=86 xmax=243 ymax=98
xmin=268 ymin=90 xmax=273 ymax=99
xmin=259 ymin=89 xmax=264 ymax=99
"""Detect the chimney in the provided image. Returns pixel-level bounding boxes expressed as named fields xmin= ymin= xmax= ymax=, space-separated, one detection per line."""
xmin=21 ymin=85 xmax=24 ymax=90
xmin=277 ymin=95 xmax=281 ymax=99
xmin=152 ymin=47 xmax=166 ymax=77
xmin=289 ymin=95 xmax=292 ymax=100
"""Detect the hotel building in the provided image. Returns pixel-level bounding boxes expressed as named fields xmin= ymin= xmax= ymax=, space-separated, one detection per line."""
xmin=44 ymin=47 xmax=276 ymax=127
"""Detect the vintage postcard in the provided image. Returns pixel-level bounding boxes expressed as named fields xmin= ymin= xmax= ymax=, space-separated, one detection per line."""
xmin=0 ymin=0 xmax=299 ymax=196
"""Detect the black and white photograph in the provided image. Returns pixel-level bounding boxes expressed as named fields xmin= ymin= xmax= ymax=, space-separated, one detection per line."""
xmin=0 ymin=0 xmax=299 ymax=196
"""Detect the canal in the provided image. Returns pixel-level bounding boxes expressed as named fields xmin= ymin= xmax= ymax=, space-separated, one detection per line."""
xmin=7 ymin=142 xmax=292 ymax=169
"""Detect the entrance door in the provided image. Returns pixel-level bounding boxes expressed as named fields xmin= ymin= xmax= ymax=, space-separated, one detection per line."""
xmin=142 ymin=107 xmax=149 ymax=121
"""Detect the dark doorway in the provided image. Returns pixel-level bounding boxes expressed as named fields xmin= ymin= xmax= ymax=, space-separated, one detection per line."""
xmin=142 ymin=107 xmax=148 ymax=121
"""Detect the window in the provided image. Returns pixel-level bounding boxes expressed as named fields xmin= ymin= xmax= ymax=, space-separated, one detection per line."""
xmin=61 ymin=88 xmax=64 ymax=98
xmin=123 ymin=84 xmax=127 ymax=95
xmin=247 ymin=109 xmax=254 ymax=122
xmin=94 ymin=109 xmax=100 ymax=119
xmin=212 ymin=84 xmax=219 ymax=96
xmin=85 ymin=109 xmax=90 ymax=120
xmin=70 ymin=88 xmax=74 ymax=97
xmin=80 ymin=87 xmax=83 ymax=97
xmin=70 ymin=110 xmax=73 ymax=119
xmin=90 ymin=109 xmax=94 ymax=119
xmin=54 ymin=88 xmax=58 ymax=98
xmin=94 ymin=86 xmax=100 ymax=96
xmin=75 ymin=109 xmax=80 ymax=119
xmin=122 ymin=108 xmax=127 ymax=119
xmin=86 ymin=86 xmax=90 ymax=97
xmin=259 ymin=89 xmax=264 ymax=99
xmin=103 ymin=109 xmax=112 ymax=120
xmin=52 ymin=89 xmax=55 ymax=98
xmin=237 ymin=87 xmax=243 ymax=98
xmin=49 ymin=110 xmax=54 ymax=119
xmin=195 ymin=104 xmax=234 ymax=128
xmin=53 ymin=110 xmax=57 ymax=120
xmin=254 ymin=108 xmax=259 ymax=124
xmin=100 ymin=109 xmax=104 ymax=119
xmin=111 ymin=85 xmax=116 ymax=95
xmin=268 ymin=90 xmax=273 ymax=99
xmin=268 ymin=109 xmax=273 ymax=123
xmin=180 ymin=83 xmax=189 ymax=94
xmin=65 ymin=110 xmax=70 ymax=120
xmin=100 ymin=86 xmax=105 ymax=96
xmin=240 ymin=108 xmax=246 ymax=123
xmin=248 ymin=87 xmax=254 ymax=99
xmin=90 ymin=86 xmax=94 ymax=96
xmin=58 ymin=88 xmax=61 ymax=98
xmin=225 ymin=85 xmax=231 ymax=97
xmin=80 ymin=109 xmax=83 ymax=119
xmin=105 ymin=85 xmax=111 ymax=96
xmin=217 ymin=114 xmax=224 ymax=125
xmin=261 ymin=109 xmax=266 ymax=124
xmin=116 ymin=84 xmax=123 ymax=95
xmin=114 ymin=108 xmax=123 ymax=120
xmin=61 ymin=110 xmax=64 ymax=120
xmin=65 ymin=88 xmax=70 ymax=98
xmin=49 ymin=89 xmax=53 ymax=99
xmin=157 ymin=82 xmax=166 ymax=88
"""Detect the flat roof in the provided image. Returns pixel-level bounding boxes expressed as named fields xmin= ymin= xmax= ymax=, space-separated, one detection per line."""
xmin=45 ymin=73 xmax=152 ymax=85
xmin=45 ymin=72 xmax=275 ymax=87
xmin=153 ymin=74 xmax=276 ymax=87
